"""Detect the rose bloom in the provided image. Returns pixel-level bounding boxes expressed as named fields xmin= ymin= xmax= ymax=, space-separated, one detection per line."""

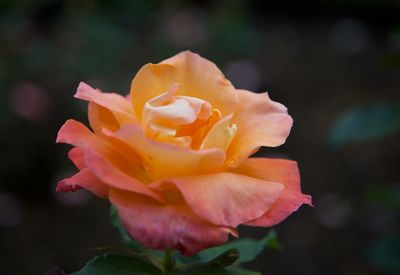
xmin=57 ymin=51 xmax=311 ymax=255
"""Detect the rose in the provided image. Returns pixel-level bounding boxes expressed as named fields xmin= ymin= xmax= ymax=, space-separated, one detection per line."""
xmin=57 ymin=51 xmax=311 ymax=255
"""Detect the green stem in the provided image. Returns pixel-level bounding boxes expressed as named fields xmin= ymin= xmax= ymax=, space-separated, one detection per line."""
xmin=163 ymin=248 xmax=175 ymax=273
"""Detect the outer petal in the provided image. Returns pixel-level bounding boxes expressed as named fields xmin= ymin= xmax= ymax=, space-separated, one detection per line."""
xmin=76 ymin=82 xmax=138 ymax=126
xmin=152 ymin=173 xmax=283 ymax=227
xmin=230 ymin=158 xmax=312 ymax=227
xmin=68 ymin=147 xmax=85 ymax=170
xmin=57 ymin=120 xmax=162 ymax=201
xmin=85 ymin=148 xmax=164 ymax=202
xmin=57 ymin=119 xmax=128 ymax=173
xmin=56 ymin=168 xmax=108 ymax=198
xmin=110 ymin=188 xmax=236 ymax=256
xmin=130 ymin=51 xmax=239 ymax=120
xmin=103 ymin=125 xmax=226 ymax=181
xmin=227 ymin=90 xmax=293 ymax=166
xmin=57 ymin=119 xmax=111 ymax=153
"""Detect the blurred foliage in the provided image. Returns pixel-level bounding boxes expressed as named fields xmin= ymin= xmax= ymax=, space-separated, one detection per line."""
xmin=329 ymin=102 xmax=400 ymax=148
xmin=367 ymin=235 xmax=400 ymax=275
xmin=365 ymin=184 xmax=400 ymax=211
xmin=330 ymin=100 xmax=400 ymax=274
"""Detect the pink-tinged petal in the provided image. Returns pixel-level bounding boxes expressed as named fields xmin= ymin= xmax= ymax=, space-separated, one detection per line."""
xmin=103 ymin=125 xmax=226 ymax=181
xmin=56 ymin=119 xmax=109 ymax=151
xmin=57 ymin=119 xmax=126 ymax=171
xmin=85 ymin=148 xmax=164 ymax=203
xmin=75 ymin=82 xmax=138 ymax=126
xmin=154 ymin=173 xmax=283 ymax=227
xmin=56 ymin=180 xmax=82 ymax=192
xmin=57 ymin=119 xmax=159 ymax=200
xmin=56 ymin=168 xmax=108 ymax=198
xmin=68 ymin=147 xmax=85 ymax=170
xmin=110 ymin=188 xmax=236 ymax=255
xmin=227 ymin=90 xmax=293 ymax=166
xmin=230 ymin=158 xmax=312 ymax=227
xmin=57 ymin=119 xmax=129 ymax=170
xmin=130 ymin=51 xmax=238 ymax=121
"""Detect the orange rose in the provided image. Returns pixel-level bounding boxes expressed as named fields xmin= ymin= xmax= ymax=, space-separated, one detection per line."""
xmin=57 ymin=51 xmax=311 ymax=255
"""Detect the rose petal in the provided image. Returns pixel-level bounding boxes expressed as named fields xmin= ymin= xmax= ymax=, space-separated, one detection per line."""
xmin=142 ymin=88 xmax=198 ymax=130
xmin=76 ymin=82 xmax=138 ymax=126
xmin=154 ymin=172 xmax=283 ymax=227
xmin=88 ymin=102 xmax=120 ymax=135
xmin=227 ymin=90 xmax=293 ymax=166
xmin=180 ymin=95 xmax=212 ymax=120
xmin=110 ymin=188 xmax=236 ymax=255
xmin=130 ymin=51 xmax=238 ymax=121
xmin=103 ymin=125 xmax=226 ymax=181
xmin=57 ymin=120 xmax=161 ymax=201
xmin=85 ymin=148 xmax=164 ymax=202
xmin=230 ymin=158 xmax=312 ymax=227
xmin=68 ymin=147 xmax=85 ymax=170
xmin=57 ymin=168 xmax=108 ymax=198
xmin=57 ymin=119 xmax=126 ymax=169
xmin=200 ymin=113 xmax=237 ymax=151
xmin=57 ymin=119 xmax=110 ymax=151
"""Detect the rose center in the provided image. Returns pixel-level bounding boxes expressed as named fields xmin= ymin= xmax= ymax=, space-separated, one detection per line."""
xmin=141 ymin=84 xmax=237 ymax=151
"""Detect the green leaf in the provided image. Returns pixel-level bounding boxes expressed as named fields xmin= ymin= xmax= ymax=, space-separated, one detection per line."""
xmin=72 ymin=253 xmax=163 ymax=275
xmin=163 ymin=249 xmax=176 ymax=273
xmin=208 ymin=249 xmax=240 ymax=267
xmin=178 ymin=230 xmax=280 ymax=265
xmin=175 ymin=249 xmax=264 ymax=274
xmin=173 ymin=249 xmax=239 ymax=274
xmin=329 ymin=102 xmax=400 ymax=148
xmin=261 ymin=229 xmax=282 ymax=251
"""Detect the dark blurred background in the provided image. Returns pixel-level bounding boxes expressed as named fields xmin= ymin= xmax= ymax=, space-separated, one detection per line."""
xmin=1 ymin=0 xmax=400 ymax=274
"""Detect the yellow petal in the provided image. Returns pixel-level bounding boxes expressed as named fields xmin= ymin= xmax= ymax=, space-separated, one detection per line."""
xmin=102 ymin=125 xmax=226 ymax=181
xmin=130 ymin=51 xmax=238 ymax=121
xmin=200 ymin=114 xmax=237 ymax=152
xmin=88 ymin=102 xmax=119 ymax=135
xmin=141 ymin=84 xmax=212 ymax=148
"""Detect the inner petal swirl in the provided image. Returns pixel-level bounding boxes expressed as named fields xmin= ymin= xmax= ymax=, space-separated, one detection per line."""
xmin=141 ymin=84 xmax=237 ymax=151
